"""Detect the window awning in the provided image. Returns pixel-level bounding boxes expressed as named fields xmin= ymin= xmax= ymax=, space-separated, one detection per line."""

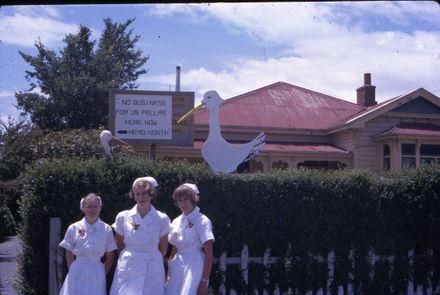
xmin=374 ymin=123 xmax=440 ymax=141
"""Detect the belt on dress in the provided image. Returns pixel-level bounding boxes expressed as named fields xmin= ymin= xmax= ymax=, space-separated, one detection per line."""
xmin=125 ymin=244 xmax=158 ymax=252
xmin=177 ymin=248 xmax=203 ymax=254
xmin=75 ymin=256 xmax=102 ymax=263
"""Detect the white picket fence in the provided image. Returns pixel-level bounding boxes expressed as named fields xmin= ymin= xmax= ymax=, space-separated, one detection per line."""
xmin=209 ymin=244 xmax=440 ymax=295
xmin=48 ymin=218 xmax=439 ymax=295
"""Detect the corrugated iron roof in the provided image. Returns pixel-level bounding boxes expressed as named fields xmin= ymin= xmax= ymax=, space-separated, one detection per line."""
xmin=195 ymin=82 xmax=365 ymax=129
xmin=263 ymin=143 xmax=349 ymax=154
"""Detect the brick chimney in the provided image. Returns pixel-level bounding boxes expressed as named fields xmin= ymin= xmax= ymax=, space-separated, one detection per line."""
xmin=357 ymin=73 xmax=376 ymax=107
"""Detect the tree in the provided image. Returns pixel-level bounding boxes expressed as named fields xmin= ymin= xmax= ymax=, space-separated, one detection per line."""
xmin=16 ymin=18 xmax=148 ymax=130
xmin=0 ymin=117 xmax=41 ymax=180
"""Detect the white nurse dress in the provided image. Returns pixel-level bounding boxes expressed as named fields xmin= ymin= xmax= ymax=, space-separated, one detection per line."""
xmin=59 ymin=218 xmax=117 ymax=295
xmin=165 ymin=206 xmax=215 ymax=295
xmin=110 ymin=205 xmax=171 ymax=295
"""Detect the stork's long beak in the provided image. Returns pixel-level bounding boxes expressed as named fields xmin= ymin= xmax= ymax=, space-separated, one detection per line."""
xmin=109 ymin=136 xmax=130 ymax=146
xmin=177 ymin=103 xmax=204 ymax=124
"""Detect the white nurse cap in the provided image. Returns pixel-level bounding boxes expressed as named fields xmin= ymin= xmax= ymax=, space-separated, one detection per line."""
xmin=183 ymin=183 xmax=200 ymax=202
xmin=183 ymin=183 xmax=199 ymax=194
xmin=133 ymin=176 xmax=158 ymax=188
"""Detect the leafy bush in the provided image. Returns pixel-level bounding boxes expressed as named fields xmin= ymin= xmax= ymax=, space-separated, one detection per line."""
xmin=16 ymin=158 xmax=440 ymax=294
xmin=0 ymin=118 xmax=42 ymax=180
xmin=0 ymin=123 xmax=134 ymax=234
xmin=0 ymin=120 xmax=134 ymax=181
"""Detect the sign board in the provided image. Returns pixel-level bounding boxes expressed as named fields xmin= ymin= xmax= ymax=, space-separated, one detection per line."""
xmin=109 ymin=89 xmax=195 ymax=146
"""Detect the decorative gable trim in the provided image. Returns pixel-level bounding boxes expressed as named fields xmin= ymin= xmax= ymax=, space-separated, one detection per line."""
xmin=328 ymin=88 xmax=440 ymax=133
xmin=390 ymin=96 xmax=440 ymax=114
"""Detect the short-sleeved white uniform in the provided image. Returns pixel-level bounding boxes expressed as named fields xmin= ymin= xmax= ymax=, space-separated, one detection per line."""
xmin=59 ymin=218 xmax=117 ymax=295
xmin=165 ymin=206 xmax=215 ymax=295
xmin=110 ymin=205 xmax=171 ymax=295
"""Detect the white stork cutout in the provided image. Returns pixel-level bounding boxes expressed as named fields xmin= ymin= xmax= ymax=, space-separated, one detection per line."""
xmin=100 ymin=130 xmax=131 ymax=159
xmin=178 ymin=90 xmax=265 ymax=173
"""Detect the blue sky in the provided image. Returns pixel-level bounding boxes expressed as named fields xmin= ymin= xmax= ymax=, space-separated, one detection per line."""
xmin=1 ymin=2 xmax=440 ymax=123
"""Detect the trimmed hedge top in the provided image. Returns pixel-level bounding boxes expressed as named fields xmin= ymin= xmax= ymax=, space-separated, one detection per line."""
xmin=16 ymin=158 xmax=440 ymax=294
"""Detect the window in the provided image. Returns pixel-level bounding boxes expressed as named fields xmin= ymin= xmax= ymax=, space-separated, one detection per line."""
xmin=249 ymin=160 xmax=264 ymax=172
xmin=383 ymin=144 xmax=390 ymax=171
xmin=237 ymin=159 xmax=265 ymax=173
xmin=420 ymin=144 xmax=440 ymax=165
xmin=401 ymin=143 xmax=416 ymax=169
xmin=272 ymin=160 xmax=289 ymax=170
xmin=237 ymin=161 xmax=250 ymax=173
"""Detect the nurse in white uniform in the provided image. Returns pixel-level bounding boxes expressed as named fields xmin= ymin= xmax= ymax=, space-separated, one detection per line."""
xmin=165 ymin=183 xmax=215 ymax=295
xmin=59 ymin=193 xmax=117 ymax=295
xmin=110 ymin=176 xmax=171 ymax=295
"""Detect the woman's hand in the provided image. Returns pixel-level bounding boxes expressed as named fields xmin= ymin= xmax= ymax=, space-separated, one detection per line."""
xmin=65 ymin=250 xmax=75 ymax=269
xmin=159 ymin=234 xmax=169 ymax=257
xmin=115 ymin=233 xmax=125 ymax=256
xmin=197 ymin=240 xmax=213 ymax=295
xmin=197 ymin=280 xmax=208 ymax=295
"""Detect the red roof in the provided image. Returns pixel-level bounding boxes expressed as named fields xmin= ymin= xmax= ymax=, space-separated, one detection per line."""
xmin=263 ymin=143 xmax=349 ymax=154
xmin=193 ymin=141 xmax=348 ymax=154
xmin=378 ymin=123 xmax=440 ymax=137
xmin=195 ymin=82 xmax=365 ymax=130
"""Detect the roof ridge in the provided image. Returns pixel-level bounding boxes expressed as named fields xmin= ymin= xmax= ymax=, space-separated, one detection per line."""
xmin=195 ymin=81 xmax=286 ymax=114
xmin=281 ymin=82 xmax=362 ymax=107
xmin=222 ymin=81 xmax=286 ymax=104
xmin=220 ymin=81 xmax=363 ymax=108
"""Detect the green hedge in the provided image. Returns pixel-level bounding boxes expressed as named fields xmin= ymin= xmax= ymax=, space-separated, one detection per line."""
xmin=16 ymin=158 xmax=440 ymax=294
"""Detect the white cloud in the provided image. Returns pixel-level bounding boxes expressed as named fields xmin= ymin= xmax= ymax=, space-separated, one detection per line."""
xmin=0 ymin=90 xmax=15 ymax=98
xmin=0 ymin=6 xmax=79 ymax=47
xmin=0 ymin=94 xmax=20 ymax=119
xmin=2 ymin=1 xmax=439 ymax=121
xmin=147 ymin=3 xmax=211 ymax=22
xmin=337 ymin=1 xmax=440 ymax=27
xmin=13 ymin=5 xmax=63 ymax=19
xmin=144 ymin=2 xmax=440 ymax=102
xmin=0 ymin=114 xmax=12 ymax=123
xmin=40 ymin=6 xmax=63 ymax=18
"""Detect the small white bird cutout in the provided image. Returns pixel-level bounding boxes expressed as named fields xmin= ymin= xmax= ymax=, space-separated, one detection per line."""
xmin=99 ymin=130 xmax=131 ymax=159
